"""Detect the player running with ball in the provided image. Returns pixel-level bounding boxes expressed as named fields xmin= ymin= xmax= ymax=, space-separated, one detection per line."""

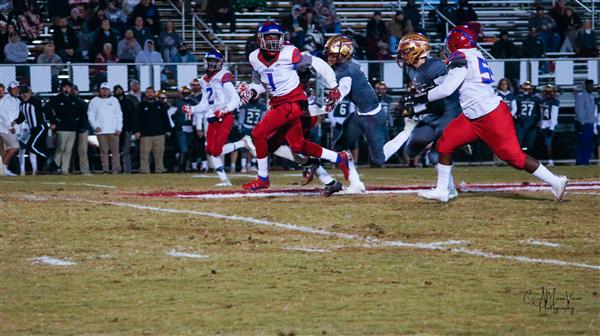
xmin=238 ymin=22 xmax=349 ymax=191
xmin=404 ymin=26 xmax=568 ymax=202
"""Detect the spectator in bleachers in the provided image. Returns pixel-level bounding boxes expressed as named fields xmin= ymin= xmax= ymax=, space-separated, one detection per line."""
xmin=87 ymin=82 xmax=123 ymax=174
xmin=319 ymin=6 xmax=340 ymax=34
xmin=128 ymin=79 xmax=142 ymax=103
xmin=90 ymin=19 xmax=119 ymax=61
xmin=105 ymin=0 xmax=127 ymax=34
xmin=158 ymin=20 xmax=181 ymax=64
xmin=49 ymin=0 xmax=71 ymax=19
xmin=528 ymin=5 xmax=560 ymax=53
xmin=132 ymin=16 xmax=152 ymax=47
xmin=15 ymin=3 xmax=41 ymax=41
xmin=130 ymin=0 xmax=161 ymax=35
xmin=113 ymin=84 xmax=135 ymax=173
xmin=365 ymin=11 xmax=387 ymax=60
xmin=491 ymin=30 xmax=517 ymax=59
xmin=46 ymin=80 xmax=79 ymax=174
xmin=0 ymin=21 xmax=8 ymax=63
xmin=428 ymin=0 xmax=455 ymax=40
xmin=170 ymin=42 xmax=196 ymax=63
xmin=387 ymin=11 xmax=413 ymax=55
xmin=117 ymin=29 xmax=141 ymax=62
xmin=549 ymin=0 xmax=566 ymax=23
xmin=83 ymin=8 xmax=105 ymax=35
xmin=521 ymin=28 xmax=545 ymax=59
xmin=402 ymin=0 xmax=420 ymax=32
xmin=574 ymin=20 xmax=597 ymax=58
xmin=303 ymin=27 xmax=324 ymax=54
xmin=135 ymin=39 xmax=163 ymax=72
xmin=574 ymin=80 xmax=596 ymax=165
xmin=133 ymin=86 xmax=171 ymax=174
xmin=68 ymin=6 xmax=85 ymax=32
xmin=53 ymin=17 xmax=82 ymax=63
xmin=72 ymin=85 xmax=91 ymax=175
xmin=93 ymin=42 xmax=119 ymax=89
xmin=455 ymin=0 xmax=477 ymax=26
xmin=171 ymin=86 xmax=195 ymax=172
xmin=0 ymin=0 xmax=12 ymax=17
xmin=37 ymin=43 xmax=64 ymax=92
xmin=282 ymin=4 xmax=305 ymax=48
xmin=301 ymin=9 xmax=321 ymax=33
xmin=121 ymin=0 xmax=140 ymax=16
xmin=4 ymin=31 xmax=28 ymax=64
xmin=557 ymin=6 xmax=580 ymax=52
xmin=207 ymin=0 xmax=236 ymax=34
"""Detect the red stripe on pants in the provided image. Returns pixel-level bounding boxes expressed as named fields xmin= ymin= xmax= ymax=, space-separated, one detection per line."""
xmin=437 ymin=102 xmax=526 ymax=169
xmin=252 ymin=102 xmax=323 ymax=159
xmin=206 ymin=113 xmax=234 ymax=157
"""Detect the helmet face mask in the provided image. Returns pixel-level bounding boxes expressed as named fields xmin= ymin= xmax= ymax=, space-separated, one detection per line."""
xmin=324 ymin=35 xmax=354 ymax=65
xmin=204 ymin=50 xmax=224 ymax=72
xmin=258 ymin=22 xmax=285 ymax=52
xmin=397 ymin=33 xmax=430 ymax=67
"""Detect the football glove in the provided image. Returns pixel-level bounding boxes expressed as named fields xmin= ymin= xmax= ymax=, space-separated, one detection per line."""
xmin=237 ymin=81 xmax=255 ymax=106
xmin=324 ymin=86 xmax=341 ymax=112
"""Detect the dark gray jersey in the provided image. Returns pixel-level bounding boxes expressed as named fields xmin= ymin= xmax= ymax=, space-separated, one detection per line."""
xmin=334 ymin=61 xmax=380 ymax=114
xmin=406 ymin=57 xmax=462 ymax=126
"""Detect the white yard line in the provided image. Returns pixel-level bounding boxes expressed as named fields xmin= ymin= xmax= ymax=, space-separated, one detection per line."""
xmin=31 ymin=256 xmax=76 ymax=266
xmin=166 ymin=250 xmax=208 ymax=259
xmin=284 ymin=247 xmax=331 ymax=253
xmin=520 ymin=239 xmax=561 ymax=247
xmin=56 ymin=197 xmax=600 ymax=271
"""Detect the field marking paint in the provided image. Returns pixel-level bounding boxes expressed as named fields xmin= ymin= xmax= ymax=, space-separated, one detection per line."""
xmin=284 ymin=247 xmax=331 ymax=253
xmin=520 ymin=239 xmax=561 ymax=247
xmin=31 ymin=256 xmax=76 ymax=266
xmin=1 ymin=181 xmax=115 ymax=189
xmin=134 ymin=181 xmax=600 ymax=199
xmin=58 ymin=197 xmax=600 ymax=271
xmin=166 ymin=250 xmax=208 ymax=259
xmin=20 ymin=195 xmax=49 ymax=201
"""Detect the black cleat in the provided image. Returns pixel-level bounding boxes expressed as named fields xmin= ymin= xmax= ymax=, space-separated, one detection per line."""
xmin=321 ymin=180 xmax=343 ymax=197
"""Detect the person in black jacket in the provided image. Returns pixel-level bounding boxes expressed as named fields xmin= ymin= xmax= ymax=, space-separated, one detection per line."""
xmin=133 ymin=87 xmax=171 ymax=173
xmin=90 ymin=19 xmax=119 ymax=62
xmin=455 ymin=0 xmax=478 ymax=25
xmin=72 ymin=85 xmax=91 ymax=175
xmin=11 ymin=85 xmax=49 ymax=162
xmin=52 ymin=17 xmax=82 ymax=62
xmin=114 ymin=85 xmax=136 ymax=173
xmin=46 ymin=79 xmax=80 ymax=174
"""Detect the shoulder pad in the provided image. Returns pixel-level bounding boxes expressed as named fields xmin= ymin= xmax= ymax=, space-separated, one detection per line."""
xmin=291 ymin=47 xmax=302 ymax=64
xmin=447 ymin=57 xmax=467 ymax=69
xmin=221 ymin=72 xmax=233 ymax=83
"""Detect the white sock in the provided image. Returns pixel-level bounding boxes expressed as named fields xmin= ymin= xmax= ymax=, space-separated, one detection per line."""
xmin=210 ymin=156 xmax=228 ymax=181
xmin=257 ymin=157 xmax=269 ymax=178
xmin=384 ymin=129 xmax=411 ymax=161
xmin=315 ymin=166 xmax=334 ymax=185
xmin=320 ymin=148 xmax=338 ymax=163
xmin=348 ymin=155 xmax=361 ymax=183
xmin=532 ymin=163 xmax=561 ymax=187
xmin=191 ymin=162 xmax=198 ymax=170
xmin=19 ymin=149 xmax=25 ymax=173
xmin=435 ymin=163 xmax=452 ymax=191
xmin=241 ymin=157 xmax=247 ymax=169
xmin=222 ymin=140 xmax=244 ymax=155
xmin=448 ymin=173 xmax=455 ymax=191
xmin=30 ymin=154 xmax=38 ymax=172
xmin=201 ymin=160 xmax=208 ymax=169
xmin=230 ymin=163 xmax=236 ymax=172
xmin=273 ymin=145 xmax=295 ymax=161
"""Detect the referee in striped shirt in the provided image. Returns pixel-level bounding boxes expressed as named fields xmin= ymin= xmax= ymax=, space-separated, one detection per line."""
xmin=11 ymin=85 xmax=49 ymax=161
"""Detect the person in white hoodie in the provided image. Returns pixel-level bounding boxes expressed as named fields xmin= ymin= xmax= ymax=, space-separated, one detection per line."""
xmin=0 ymin=82 xmax=21 ymax=176
xmin=87 ymin=82 xmax=123 ymax=173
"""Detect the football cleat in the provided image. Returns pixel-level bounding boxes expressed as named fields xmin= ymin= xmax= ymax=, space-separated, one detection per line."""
xmin=242 ymin=135 xmax=257 ymax=157
xmin=242 ymin=176 xmax=270 ymax=191
xmin=345 ymin=181 xmax=366 ymax=194
xmin=215 ymin=180 xmax=232 ymax=187
xmin=448 ymin=187 xmax=459 ymax=200
xmin=336 ymin=151 xmax=350 ymax=181
xmin=551 ymin=175 xmax=568 ymax=202
xmin=2 ymin=167 xmax=17 ymax=177
xmin=321 ymin=181 xmax=343 ymax=197
xmin=418 ymin=188 xmax=450 ymax=203
xmin=301 ymin=164 xmax=319 ymax=186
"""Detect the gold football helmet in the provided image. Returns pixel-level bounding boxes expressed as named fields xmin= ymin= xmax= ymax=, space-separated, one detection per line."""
xmin=397 ymin=33 xmax=431 ymax=67
xmin=521 ymin=81 xmax=534 ymax=94
xmin=324 ymin=35 xmax=354 ymax=65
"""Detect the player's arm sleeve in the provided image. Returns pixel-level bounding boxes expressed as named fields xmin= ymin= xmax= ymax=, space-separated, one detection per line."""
xmin=510 ymin=99 xmax=517 ymax=117
xmin=338 ymin=76 xmax=352 ymax=100
xmin=249 ymin=70 xmax=266 ymax=96
xmin=309 ymin=56 xmax=338 ymax=89
xmin=222 ymin=81 xmax=241 ymax=112
xmin=551 ymin=104 xmax=559 ymax=129
xmin=427 ymin=67 xmax=468 ymax=102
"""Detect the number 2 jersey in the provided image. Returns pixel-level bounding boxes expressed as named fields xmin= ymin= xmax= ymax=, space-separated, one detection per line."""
xmin=192 ymin=68 xmax=240 ymax=128
xmin=428 ymin=48 xmax=501 ymax=120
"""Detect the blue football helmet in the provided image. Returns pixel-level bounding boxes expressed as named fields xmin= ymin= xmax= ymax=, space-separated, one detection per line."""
xmin=257 ymin=21 xmax=285 ymax=52
xmin=204 ymin=49 xmax=224 ymax=72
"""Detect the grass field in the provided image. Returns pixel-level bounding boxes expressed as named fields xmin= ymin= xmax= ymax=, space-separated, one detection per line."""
xmin=1 ymin=166 xmax=599 ymax=335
